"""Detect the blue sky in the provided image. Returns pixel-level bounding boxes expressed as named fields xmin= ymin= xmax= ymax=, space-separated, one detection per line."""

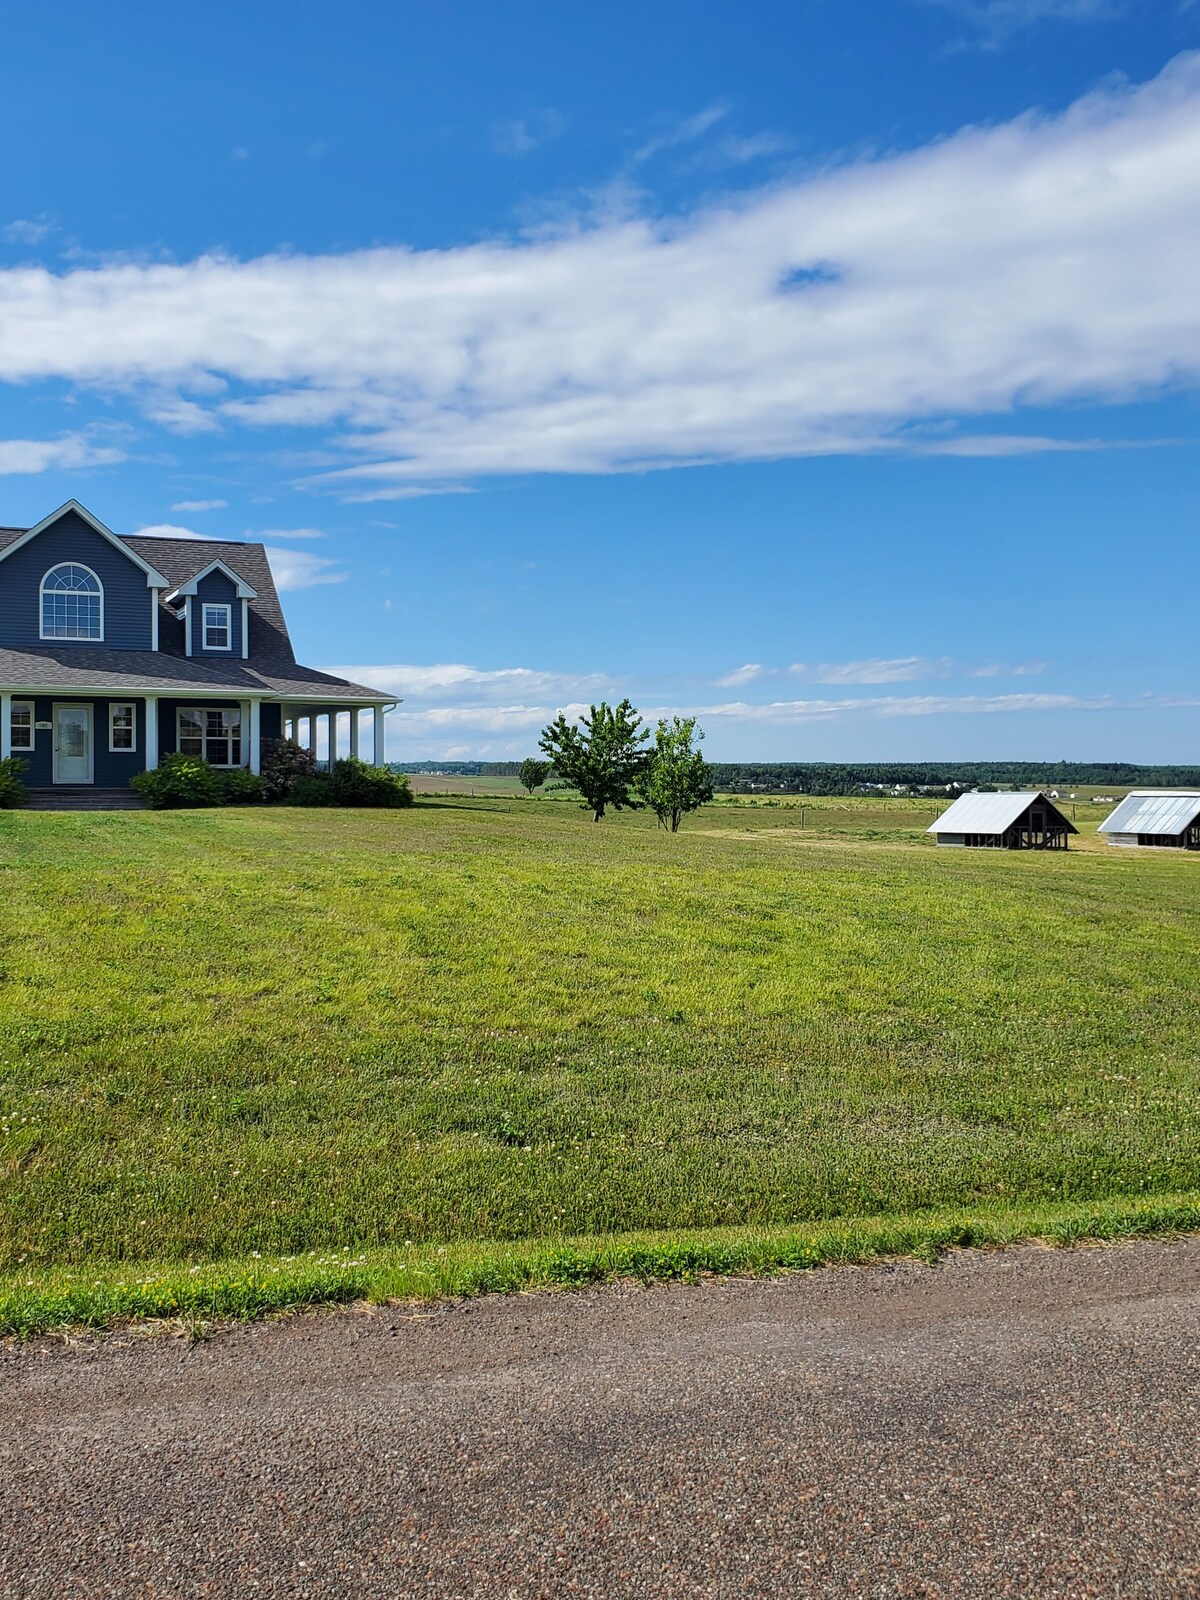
xmin=2 ymin=0 xmax=1200 ymax=761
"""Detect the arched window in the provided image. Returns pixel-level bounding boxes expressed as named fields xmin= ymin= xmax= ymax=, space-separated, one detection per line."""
xmin=40 ymin=563 xmax=103 ymax=641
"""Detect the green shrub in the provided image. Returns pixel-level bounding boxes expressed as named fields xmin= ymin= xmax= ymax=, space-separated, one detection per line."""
xmin=283 ymin=773 xmax=333 ymax=807
xmin=131 ymin=752 xmax=225 ymax=809
xmin=260 ymin=737 xmax=317 ymax=801
xmin=285 ymin=758 xmax=413 ymax=809
xmin=221 ymin=767 xmax=265 ymax=805
xmin=0 ymin=756 xmax=29 ymax=809
xmin=328 ymin=757 xmax=412 ymax=808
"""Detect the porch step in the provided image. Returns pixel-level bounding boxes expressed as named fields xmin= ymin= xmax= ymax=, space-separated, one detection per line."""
xmin=25 ymin=787 xmax=146 ymax=812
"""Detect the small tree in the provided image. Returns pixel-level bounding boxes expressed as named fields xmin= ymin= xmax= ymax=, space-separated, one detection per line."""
xmin=518 ymin=757 xmax=551 ymax=795
xmin=638 ymin=717 xmax=714 ymax=832
xmin=539 ymin=699 xmax=649 ymax=822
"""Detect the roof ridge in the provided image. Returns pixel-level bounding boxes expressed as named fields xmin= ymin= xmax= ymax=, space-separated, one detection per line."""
xmin=124 ymin=534 xmax=262 ymax=548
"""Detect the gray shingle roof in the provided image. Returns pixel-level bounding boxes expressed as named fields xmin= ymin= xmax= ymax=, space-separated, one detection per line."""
xmin=928 ymin=790 xmax=1077 ymax=835
xmin=1098 ymin=792 xmax=1200 ymax=836
xmin=0 ymin=645 xmax=391 ymax=701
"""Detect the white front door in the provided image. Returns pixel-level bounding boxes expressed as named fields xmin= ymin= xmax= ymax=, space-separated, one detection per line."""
xmin=53 ymin=703 xmax=93 ymax=784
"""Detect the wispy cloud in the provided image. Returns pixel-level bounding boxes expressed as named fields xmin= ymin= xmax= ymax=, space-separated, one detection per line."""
xmin=925 ymin=0 xmax=1127 ymax=48
xmin=714 ymin=663 xmax=775 ymax=688
xmin=325 ymin=663 xmax=612 ymax=704
xmin=491 ymin=109 xmax=567 ymax=156
xmin=253 ymin=526 xmax=326 ymax=541
xmin=171 ymin=498 xmax=228 ymax=512
xmin=264 ymin=547 xmax=348 ymax=590
xmin=720 ymin=658 xmax=1050 ymax=686
xmin=632 ymin=103 xmax=730 ymax=164
xmin=0 ymin=432 xmax=125 ymax=475
xmin=2 ymin=217 xmax=54 ymax=246
xmin=2 ymin=58 xmax=1200 ymax=484
xmin=361 ymin=675 xmax=1200 ymax=760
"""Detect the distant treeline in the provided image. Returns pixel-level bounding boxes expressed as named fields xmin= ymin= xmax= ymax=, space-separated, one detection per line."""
xmin=393 ymin=762 xmax=525 ymax=777
xmin=707 ymin=762 xmax=1200 ymax=794
xmin=392 ymin=759 xmax=1200 ymax=794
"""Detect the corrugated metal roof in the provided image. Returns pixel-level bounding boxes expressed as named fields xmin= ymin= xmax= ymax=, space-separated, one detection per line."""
xmin=1098 ymin=791 xmax=1200 ymax=836
xmin=927 ymin=790 xmax=1071 ymax=835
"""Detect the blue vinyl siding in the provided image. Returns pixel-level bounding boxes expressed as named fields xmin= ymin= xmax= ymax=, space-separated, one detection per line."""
xmin=0 ymin=511 xmax=154 ymax=650
xmin=14 ymin=697 xmax=146 ymax=787
xmin=190 ymin=570 xmax=243 ymax=658
xmin=260 ymin=702 xmax=282 ymax=743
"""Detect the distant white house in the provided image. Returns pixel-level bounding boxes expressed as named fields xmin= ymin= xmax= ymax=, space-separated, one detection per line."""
xmin=1098 ymin=792 xmax=1200 ymax=850
xmin=928 ymin=790 xmax=1076 ymax=851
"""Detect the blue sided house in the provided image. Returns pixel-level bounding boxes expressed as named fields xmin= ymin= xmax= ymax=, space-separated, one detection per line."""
xmin=0 ymin=501 xmax=394 ymax=798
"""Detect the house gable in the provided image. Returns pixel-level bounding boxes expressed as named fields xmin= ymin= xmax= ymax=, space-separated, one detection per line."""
xmin=0 ymin=504 xmax=165 ymax=652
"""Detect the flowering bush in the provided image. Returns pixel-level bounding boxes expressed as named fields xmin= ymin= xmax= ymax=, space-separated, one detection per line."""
xmin=260 ymin=737 xmax=317 ymax=801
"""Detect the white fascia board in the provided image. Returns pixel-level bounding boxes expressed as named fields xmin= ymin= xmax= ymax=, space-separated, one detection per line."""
xmin=0 ymin=500 xmax=169 ymax=588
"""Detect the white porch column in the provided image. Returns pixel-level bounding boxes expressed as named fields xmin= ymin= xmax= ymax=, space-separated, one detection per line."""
xmin=0 ymin=693 xmax=11 ymax=761
xmin=349 ymin=709 xmax=359 ymax=760
xmin=144 ymin=695 xmax=159 ymax=770
xmin=373 ymin=705 xmax=387 ymax=767
xmin=249 ymin=700 xmax=262 ymax=775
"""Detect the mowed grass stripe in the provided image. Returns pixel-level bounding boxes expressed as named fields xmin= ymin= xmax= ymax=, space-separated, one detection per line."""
xmin=3 ymin=1192 xmax=1197 ymax=1340
xmin=1 ymin=798 xmax=1197 ymax=1274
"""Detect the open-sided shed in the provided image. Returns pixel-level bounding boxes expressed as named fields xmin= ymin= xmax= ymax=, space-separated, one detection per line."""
xmin=1098 ymin=791 xmax=1200 ymax=849
xmin=927 ymin=790 xmax=1077 ymax=850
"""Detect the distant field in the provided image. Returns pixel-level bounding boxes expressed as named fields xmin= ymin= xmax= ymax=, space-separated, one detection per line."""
xmin=1 ymin=792 xmax=1197 ymax=1315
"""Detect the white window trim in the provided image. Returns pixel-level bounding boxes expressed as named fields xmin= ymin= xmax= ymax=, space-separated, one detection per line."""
xmin=176 ymin=706 xmax=243 ymax=768
xmin=10 ymin=699 xmax=34 ymax=752
xmin=109 ymin=701 xmax=137 ymax=754
xmin=201 ymin=602 xmax=233 ymax=652
xmin=39 ymin=562 xmax=105 ymax=643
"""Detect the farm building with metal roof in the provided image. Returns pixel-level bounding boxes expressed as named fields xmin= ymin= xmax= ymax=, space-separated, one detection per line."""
xmin=1097 ymin=792 xmax=1200 ymax=849
xmin=927 ymin=790 xmax=1077 ymax=850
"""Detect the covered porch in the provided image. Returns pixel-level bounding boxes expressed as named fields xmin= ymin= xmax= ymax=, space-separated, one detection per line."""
xmin=279 ymin=704 xmax=390 ymax=771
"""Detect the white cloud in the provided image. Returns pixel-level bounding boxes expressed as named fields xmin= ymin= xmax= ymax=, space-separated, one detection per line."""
xmin=714 ymin=663 xmax=775 ymax=687
xmin=0 ymin=433 xmax=125 ymax=475
xmin=695 ymin=692 xmax=1095 ymax=722
xmin=325 ymin=662 xmax=612 ymax=704
xmin=131 ymin=522 xmax=207 ymax=539
xmin=2 ymin=58 xmax=1200 ymax=481
xmin=633 ymin=103 xmax=730 ymax=164
xmin=801 ymin=657 xmax=956 ymax=685
xmin=927 ymin=0 xmax=1126 ymax=46
xmin=2 ymin=217 xmax=53 ymax=246
xmin=171 ymin=498 xmax=227 ymax=512
xmin=253 ymin=526 xmax=326 ymax=540
xmin=264 ymin=546 xmax=347 ymax=590
xmin=491 ymin=110 xmax=566 ymax=156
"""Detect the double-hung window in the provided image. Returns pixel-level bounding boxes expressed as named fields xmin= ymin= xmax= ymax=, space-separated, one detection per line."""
xmin=109 ymin=702 xmax=136 ymax=753
xmin=177 ymin=707 xmax=242 ymax=767
xmin=10 ymin=701 xmax=34 ymax=751
xmin=202 ymin=603 xmax=232 ymax=651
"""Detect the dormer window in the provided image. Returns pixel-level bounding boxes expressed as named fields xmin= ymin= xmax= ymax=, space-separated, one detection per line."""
xmin=40 ymin=563 xmax=103 ymax=641
xmin=202 ymin=602 xmax=232 ymax=651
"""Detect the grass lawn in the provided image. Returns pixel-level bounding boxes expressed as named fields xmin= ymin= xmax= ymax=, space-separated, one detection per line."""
xmin=1 ymin=793 xmax=1198 ymax=1331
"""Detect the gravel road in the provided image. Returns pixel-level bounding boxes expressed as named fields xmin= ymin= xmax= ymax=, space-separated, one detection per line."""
xmin=2 ymin=1238 xmax=1198 ymax=1598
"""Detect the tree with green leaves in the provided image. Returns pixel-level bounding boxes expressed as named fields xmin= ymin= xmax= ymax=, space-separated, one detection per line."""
xmin=539 ymin=699 xmax=649 ymax=822
xmin=638 ymin=716 xmax=714 ymax=832
xmin=518 ymin=757 xmax=551 ymax=795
